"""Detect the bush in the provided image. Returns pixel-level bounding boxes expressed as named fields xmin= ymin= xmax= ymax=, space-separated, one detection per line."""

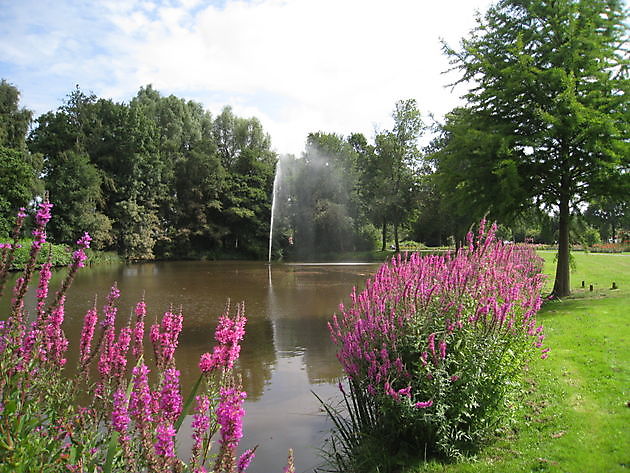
xmin=0 ymin=239 xmax=73 ymax=270
xmin=327 ymin=220 xmax=547 ymax=467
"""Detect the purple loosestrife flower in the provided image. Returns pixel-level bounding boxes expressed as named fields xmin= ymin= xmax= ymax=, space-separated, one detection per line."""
xmin=102 ymin=284 xmax=120 ymax=328
xmin=159 ymin=368 xmax=183 ymax=423
xmin=44 ymin=296 xmax=68 ymax=366
xmin=427 ymin=333 xmax=436 ymax=361
xmin=111 ymin=327 xmax=132 ymax=380
xmin=198 ymin=352 xmax=216 ymax=373
xmin=238 ymin=448 xmax=256 ymax=473
xmin=130 ymin=363 xmax=153 ymax=425
xmin=98 ymin=325 xmax=116 ymax=383
xmin=439 ymin=340 xmax=447 ymax=360
xmin=112 ymin=389 xmax=130 ymax=433
xmin=199 ymin=304 xmax=247 ymax=373
xmin=76 ymin=232 xmax=92 ymax=249
xmin=35 ymin=202 xmax=53 ymax=226
xmin=151 ymin=310 xmax=183 ymax=370
xmin=191 ymin=394 xmax=211 ymax=460
xmin=132 ymin=299 xmax=146 ymax=359
xmin=414 ymin=400 xmax=433 ymax=409
xmin=217 ymin=387 xmax=247 ymax=451
xmin=154 ymin=422 xmax=177 ymax=458
xmin=79 ymin=305 xmax=98 ymax=368
xmin=17 ymin=322 xmax=39 ymax=370
xmin=36 ymin=262 xmax=52 ymax=319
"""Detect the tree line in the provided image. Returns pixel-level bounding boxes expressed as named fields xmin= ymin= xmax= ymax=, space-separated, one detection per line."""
xmin=1 ymin=83 xmax=276 ymax=260
xmin=1 ymin=0 xmax=628 ymax=297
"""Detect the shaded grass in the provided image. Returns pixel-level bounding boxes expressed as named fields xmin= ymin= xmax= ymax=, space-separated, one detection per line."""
xmin=403 ymin=252 xmax=630 ymax=473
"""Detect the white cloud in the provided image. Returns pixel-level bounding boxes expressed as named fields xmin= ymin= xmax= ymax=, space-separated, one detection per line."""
xmin=0 ymin=0 xmax=494 ymax=155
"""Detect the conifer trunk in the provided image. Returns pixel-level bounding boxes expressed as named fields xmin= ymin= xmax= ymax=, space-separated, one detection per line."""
xmin=381 ymin=221 xmax=387 ymax=252
xmin=552 ymin=178 xmax=571 ymax=298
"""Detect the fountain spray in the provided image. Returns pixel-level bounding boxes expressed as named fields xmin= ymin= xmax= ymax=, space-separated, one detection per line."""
xmin=268 ymin=157 xmax=282 ymax=262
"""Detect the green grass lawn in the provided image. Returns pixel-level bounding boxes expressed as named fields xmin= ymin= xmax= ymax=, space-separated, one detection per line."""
xmin=407 ymin=252 xmax=630 ymax=473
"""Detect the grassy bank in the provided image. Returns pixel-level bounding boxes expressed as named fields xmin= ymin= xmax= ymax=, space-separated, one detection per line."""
xmin=406 ymin=252 xmax=629 ymax=473
xmin=1 ymin=239 xmax=121 ymax=270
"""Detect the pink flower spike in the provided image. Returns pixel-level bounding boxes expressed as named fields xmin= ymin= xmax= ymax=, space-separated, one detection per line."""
xmin=154 ymin=422 xmax=177 ymax=458
xmin=414 ymin=400 xmax=433 ymax=409
xmin=439 ymin=340 xmax=447 ymax=360
xmin=76 ymin=232 xmax=92 ymax=249
xmin=217 ymin=387 xmax=247 ymax=450
xmin=237 ymin=448 xmax=256 ymax=473
xmin=191 ymin=395 xmax=211 ymax=455
xmin=112 ymin=389 xmax=130 ymax=433
xmin=159 ymin=368 xmax=183 ymax=423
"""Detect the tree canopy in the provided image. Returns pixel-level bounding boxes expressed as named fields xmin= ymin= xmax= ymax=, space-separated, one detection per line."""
xmin=436 ymin=0 xmax=629 ymax=296
xmin=2 ymin=1 xmax=628 ymax=265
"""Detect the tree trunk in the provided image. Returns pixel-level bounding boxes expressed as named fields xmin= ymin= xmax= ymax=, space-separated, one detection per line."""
xmin=552 ymin=183 xmax=571 ymax=298
xmin=394 ymin=222 xmax=400 ymax=252
xmin=381 ymin=220 xmax=387 ymax=252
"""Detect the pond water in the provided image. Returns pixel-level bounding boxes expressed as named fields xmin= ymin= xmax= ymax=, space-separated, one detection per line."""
xmin=4 ymin=260 xmax=380 ymax=473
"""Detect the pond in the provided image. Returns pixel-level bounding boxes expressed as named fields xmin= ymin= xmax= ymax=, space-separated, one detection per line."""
xmin=5 ymin=260 xmax=380 ymax=472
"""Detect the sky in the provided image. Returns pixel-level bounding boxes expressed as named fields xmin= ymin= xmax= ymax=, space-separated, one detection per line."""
xmin=0 ymin=0 xmax=496 ymax=156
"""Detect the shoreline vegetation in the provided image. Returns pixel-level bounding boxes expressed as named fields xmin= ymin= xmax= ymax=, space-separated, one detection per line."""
xmin=3 ymin=240 xmax=627 ymax=272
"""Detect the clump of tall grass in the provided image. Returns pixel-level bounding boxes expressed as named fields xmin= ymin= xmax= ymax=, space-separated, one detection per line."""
xmin=326 ymin=220 xmax=547 ymax=469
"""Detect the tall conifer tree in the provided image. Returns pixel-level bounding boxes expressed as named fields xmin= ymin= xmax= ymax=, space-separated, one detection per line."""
xmin=439 ymin=0 xmax=629 ymax=297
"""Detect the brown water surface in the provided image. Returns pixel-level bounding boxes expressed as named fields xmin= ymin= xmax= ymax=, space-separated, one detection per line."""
xmin=4 ymin=260 xmax=380 ymax=473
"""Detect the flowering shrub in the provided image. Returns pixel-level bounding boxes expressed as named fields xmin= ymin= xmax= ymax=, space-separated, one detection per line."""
xmin=329 ymin=220 xmax=547 ymax=460
xmin=590 ymin=242 xmax=630 ymax=253
xmin=0 ymin=203 xmax=295 ymax=472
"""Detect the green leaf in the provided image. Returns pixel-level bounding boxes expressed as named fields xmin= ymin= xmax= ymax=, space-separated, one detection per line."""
xmin=103 ymin=431 xmax=119 ymax=473
xmin=175 ymin=373 xmax=203 ymax=432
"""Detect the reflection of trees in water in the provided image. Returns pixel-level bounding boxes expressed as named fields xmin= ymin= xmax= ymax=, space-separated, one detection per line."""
xmin=274 ymin=316 xmax=343 ymax=384
xmin=267 ymin=266 xmax=374 ymax=385
xmin=236 ymin=316 xmax=276 ymax=400
xmin=173 ymin=316 xmax=277 ymax=401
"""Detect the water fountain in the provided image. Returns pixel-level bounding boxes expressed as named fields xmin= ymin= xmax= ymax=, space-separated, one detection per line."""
xmin=268 ymin=157 xmax=282 ymax=262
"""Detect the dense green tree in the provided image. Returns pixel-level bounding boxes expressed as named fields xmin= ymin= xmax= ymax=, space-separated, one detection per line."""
xmin=44 ymin=148 xmax=112 ymax=248
xmin=0 ymin=147 xmax=36 ymax=235
xmin=29 ymin=91 xmax=117 ymax=247
xmin=583 ymin=198 xmax=629 ymax=243
xmin=212 ymin=107 xmax=276 ymax=257
xmin=357 ymin=100 xmax=424 ymax=251
xmin=353 ymin=132 xmax=391 ymax=251
xmin=130 ymin=85 xmax=217 ymax=245
xmin=0 ymin=80 xmax=32 ymax=150
xmin=22 ymin=83 xmax=276 ymax=260
xmin=439 ymin=0 xmax=629 ymax=297
xmin=0 ymin=81 xmax=41 ymax=235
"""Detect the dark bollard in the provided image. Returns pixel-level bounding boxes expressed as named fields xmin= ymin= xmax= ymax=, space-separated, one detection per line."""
xmin=581 ymin=280 xmax=585 ymax=288
xmin=589 ymin=284 xmax=594 ymax=292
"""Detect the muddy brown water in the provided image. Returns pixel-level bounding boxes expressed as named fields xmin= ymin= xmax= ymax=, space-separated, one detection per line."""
xmin=3 ymin=260 xmax=380 ymax=473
